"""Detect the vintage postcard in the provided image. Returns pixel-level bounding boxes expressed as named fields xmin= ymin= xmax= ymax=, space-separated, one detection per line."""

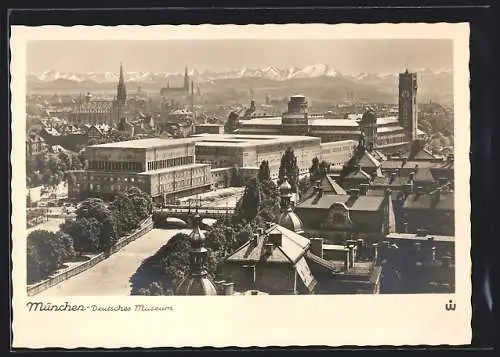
xmin=11 ymin=23 xmax=471 ymax=348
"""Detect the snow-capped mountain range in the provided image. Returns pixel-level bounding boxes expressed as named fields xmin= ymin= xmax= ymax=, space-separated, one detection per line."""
xmin=28 ymin=63 xmax=452 ymax=84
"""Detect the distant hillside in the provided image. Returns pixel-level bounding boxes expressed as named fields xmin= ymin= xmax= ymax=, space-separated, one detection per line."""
xmin=27 ymin=64 xmax=453 ymax=104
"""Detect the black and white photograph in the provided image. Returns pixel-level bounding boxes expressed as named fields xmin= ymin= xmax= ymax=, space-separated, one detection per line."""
xmin=11 ymin=23 xmax=471 ymax=348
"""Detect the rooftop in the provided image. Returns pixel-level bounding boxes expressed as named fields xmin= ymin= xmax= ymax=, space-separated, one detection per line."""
xmin=194 ymin=134 xmax=319 ymax=148
xmin=386 ymin=232 xmax=455 ymax=243
xmin=403 ymin=191 xmax=454 ymax=211
xmin=297 ymin=192 xmax=385 ymax=212
xmin=88 ymin=137 xmax=197 ymax=149
xmin=225 ymin=224 xmax=311 ymax=265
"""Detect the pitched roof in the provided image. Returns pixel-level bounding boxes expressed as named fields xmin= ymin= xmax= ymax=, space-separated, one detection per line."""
xmin=296 ymin=192 xmax=385 ymax=212
xmin=225 ymin=224 xmax=310 ymax=265
xmin=372 ymin=175 xmax=412 ymax=186
xmin=305 ymin=175 xmax=346 ymax=197
xmin=414 ymin=167 xmax=436 ymax=182
xmin=72 ymin=100 xmax=114 ymax=114
xmin=403 ymin=192 xmax=454 ymax=211
xmin=345 ymin=168 xmax=372 ymax=180
xmin=358 ymin=151 xmax=381 ymax=168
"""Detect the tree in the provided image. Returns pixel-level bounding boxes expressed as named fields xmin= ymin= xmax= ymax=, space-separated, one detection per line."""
xmin=278 ymin=147 xmax=300 ymax=193
xmin=110 ymin=192 xmax=140 ymax=236
xmin=130 ymin=233 xmax=191 ymax=295
xmin=27 ymin=230 xmax=75 ymax=284
xmin=236 ymin=177 xmax=261 ymax=221
xmin=60 ymin=217 xmax=102 ymax=253
xmin=309 ymin=157 xmax=320 ymax=182
xmin=257 ymin=160 xmax=271 ymax=182
xmin=126 ymin=186 xmax=153 ymax=220
xmin=230 ymin=165 xmax=244 ymax=187
xmin=76 ymin=198 xmax=118 ymax=251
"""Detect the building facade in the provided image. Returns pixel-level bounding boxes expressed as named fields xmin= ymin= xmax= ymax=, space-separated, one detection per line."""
xmin=67 ymin=137 xmax=211 ymax=202
xmin=69 ymin=64 xmax=128 ymax=126
xmin=235 ymin=70 xmax=425 ymax=154
xmin=193 ymin=134 xmax=322 ymax=179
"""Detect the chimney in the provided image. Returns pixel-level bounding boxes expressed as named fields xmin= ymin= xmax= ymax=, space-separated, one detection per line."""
xmin=350 ymin=188 xmax=360 ymax=199
xmin=222 ymin=282 xmax=235 ymax=296
xmin=434 ymin=189 xmax=441 ymax=203
xmin=251 ymin=233 xmax=259 ymax=245
xmin=356 ymin=239 xmax=364 ymax=260
xmin=416 ymin=186 xmax=423 ymax=196
xmin=359 ymin=183 xmax=369 ymax=195
xmin=402 ymin=183 xmax=413 ymax=195
xmin=257 ymin=227 xmax=265 ymax=235
xmin=264 ymin=243 xmax=274 ymax=256
xmin=389 ymin=172 xmax=397 ymax=184
xmin=401 ymin=158 xmax=407 ymax=168
xmin=268 ymin=231 xmax=283 ymax=247
xmin=409 ymin=172 xmax=415 ymax=182
xmin=403 ymin=222 xmax=409 ymax=233
xmin=371 ymin=242 xmax=378 ymax=262
xmin=214 ymin=279 xmax=226 ymax=294
xmin=310 ymin=238 xmax=323 ymax=258
xmin=344 ymin=249 xmax=349 ymax=271
xmin=348 ymin=244 xmax=355 ymax=268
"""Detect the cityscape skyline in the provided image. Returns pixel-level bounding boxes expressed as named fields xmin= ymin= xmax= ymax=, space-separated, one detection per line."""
xmin=27 ymin=39 xmax=453 ymax=75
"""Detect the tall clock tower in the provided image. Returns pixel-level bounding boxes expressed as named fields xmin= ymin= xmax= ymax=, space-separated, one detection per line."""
xmin=398 ymin=69 xmax=418 ymax=141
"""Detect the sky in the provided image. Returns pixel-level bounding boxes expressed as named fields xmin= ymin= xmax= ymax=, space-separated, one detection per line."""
xmin=27 ymin=39 xmax=453 ymax=75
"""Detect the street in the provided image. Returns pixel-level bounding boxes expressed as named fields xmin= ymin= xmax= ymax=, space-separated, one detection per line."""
xmin=38 ymin=228 xmax=189 ymax=296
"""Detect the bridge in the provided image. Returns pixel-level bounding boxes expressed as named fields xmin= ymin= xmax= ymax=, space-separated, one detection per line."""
xmin=153 ymin=205 xmax=236 ymax=227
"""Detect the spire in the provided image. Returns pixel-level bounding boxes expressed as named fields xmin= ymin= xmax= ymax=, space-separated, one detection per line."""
xmin=184 ymin=66 xmax=189 ymax=91
xmin=188 ymin=214 xmax=208 ymax=276
xmin=279 ymin=176 xmax=293 ymax=212
xmin=117 ymin=63 xmax=127 ymax=105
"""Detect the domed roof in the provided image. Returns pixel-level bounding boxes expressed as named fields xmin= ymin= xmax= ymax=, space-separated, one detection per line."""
xmin=279 ymin=177 xmax=292 ymax=196
xmin=278 ymin=210 xmax=304 ymax=234
xmin=175 ymin=276 xmax=218 ymax=296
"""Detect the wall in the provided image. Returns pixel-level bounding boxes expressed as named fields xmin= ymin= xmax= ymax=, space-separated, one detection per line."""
xmin=320 ymin=140 xmax=358 ymax=166
xmin=27 ymin=218 xmax=153 ymax=296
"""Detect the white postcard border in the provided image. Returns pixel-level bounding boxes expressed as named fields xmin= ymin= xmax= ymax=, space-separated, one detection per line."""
xmin=11 ymin=23 xmax=471 ymax=348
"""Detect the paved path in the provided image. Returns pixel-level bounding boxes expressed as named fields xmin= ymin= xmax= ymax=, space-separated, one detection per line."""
xmin=39 ymin=228 xmax=189 ymax=296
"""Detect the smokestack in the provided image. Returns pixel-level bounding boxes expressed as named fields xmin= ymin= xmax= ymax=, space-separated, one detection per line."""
xmin=310 ymin=238 xmax=323 ymax=258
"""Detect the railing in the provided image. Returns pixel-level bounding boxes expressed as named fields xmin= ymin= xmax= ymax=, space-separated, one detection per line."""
xmin=27 ymin=217 xmax=154 ymax=296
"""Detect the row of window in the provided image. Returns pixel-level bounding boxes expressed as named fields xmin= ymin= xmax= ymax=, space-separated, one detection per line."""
xmin=73 ymin=182 xmax=145 ymax=192
xmin=377 ymin=135 xmax=406 ymax=146
xmin=147 ymin=156 xmax=193 ymax=171
xmin=88 ymin=161 xmax=144 ymax=172
xmin=84 ymin=175 xmax=145 ymax=184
